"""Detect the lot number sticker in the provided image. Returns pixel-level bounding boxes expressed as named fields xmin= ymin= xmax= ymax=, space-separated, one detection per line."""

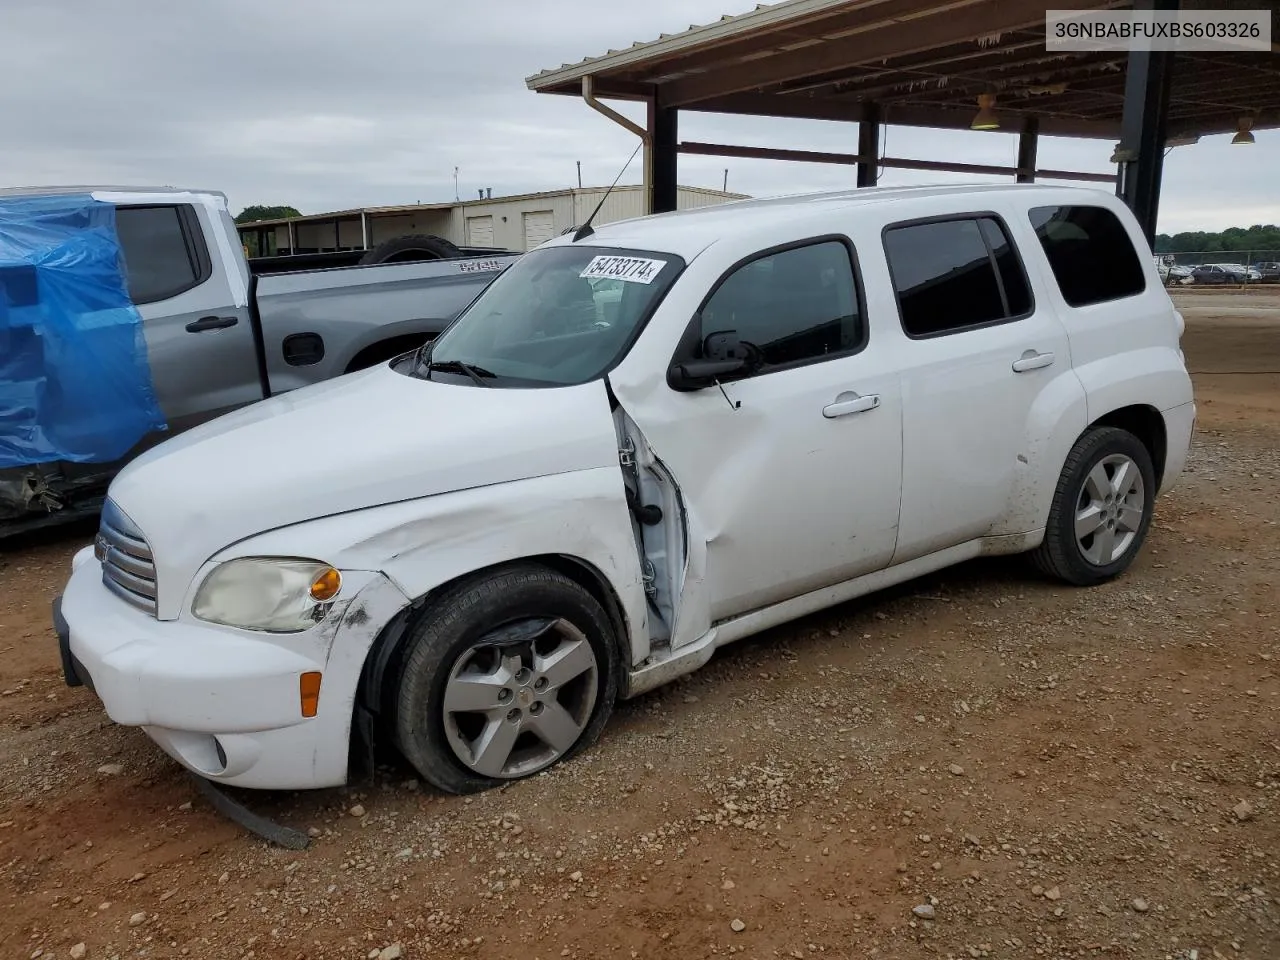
xmin=580 ymin=255 xmax=666 ymax=284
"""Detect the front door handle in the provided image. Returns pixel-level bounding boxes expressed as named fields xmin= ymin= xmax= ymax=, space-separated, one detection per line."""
xmin=823 ymin=391 xmax=880 ymax=418
xmin=1012 ymin=349 xmax=1055 ymax=373
xmin=185 ymin=315 xmax=239 ymax=333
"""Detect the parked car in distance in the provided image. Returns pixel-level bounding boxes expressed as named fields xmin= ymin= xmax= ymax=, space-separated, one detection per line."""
xmin=54 ymin=184 xmax=1195 ymax=794
xmin=1192 ymin=263 xmax=1257 ymax=284
xmin=1255 ymin=261 xmax=1280 ymax=283
xmin=0 ymin=186 xmax=520 ymax=537
xmin=1153 ymin=256 xmax=1193 ymax=286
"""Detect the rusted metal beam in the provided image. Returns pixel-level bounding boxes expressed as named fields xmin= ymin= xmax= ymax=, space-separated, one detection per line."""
xmin=680 ymin=141 xmax=864 ymax=165
xmin=662 ymin=0 xmax=1111 ymax=107
xmin=1115 ymin=0 xmax=1177 ymax=245
xmin=1017 ymin=117 xmax=1039 ymax=183
xmin=682 ymin=92 xmax=1123 ymax=138
xmin=858 ymin=102 xmax=882 ymax=187
xmin=651 ymin=97 xmax=679 ymax=214
xmin=676 ymin=140 xmax=1118 ymax=182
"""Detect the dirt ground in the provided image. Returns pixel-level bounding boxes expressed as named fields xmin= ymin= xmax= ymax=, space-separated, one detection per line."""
xmin=2 ymin=290 xmax=1277 ymax=960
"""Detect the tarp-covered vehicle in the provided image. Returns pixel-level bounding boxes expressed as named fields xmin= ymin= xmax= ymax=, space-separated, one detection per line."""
xmin=0 ymin=187 xmax=519 ymax=537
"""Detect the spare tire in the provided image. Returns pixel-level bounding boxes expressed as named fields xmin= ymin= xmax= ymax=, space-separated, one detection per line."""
xmin=359 ymin=234 xmax=461 ymax=265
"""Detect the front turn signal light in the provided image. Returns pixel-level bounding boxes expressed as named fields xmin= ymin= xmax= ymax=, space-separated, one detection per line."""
xmin=300 ymin=671 xmax=323 ymax=718
xmin=309 ymin=567 xmax=342 ymax=602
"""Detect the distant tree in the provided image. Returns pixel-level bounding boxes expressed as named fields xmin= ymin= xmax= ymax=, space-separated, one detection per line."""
xmin=235 ymin=204 xmax=301 ymax=223
xmin=1154 ymin=224 xmax=1280 ymax=255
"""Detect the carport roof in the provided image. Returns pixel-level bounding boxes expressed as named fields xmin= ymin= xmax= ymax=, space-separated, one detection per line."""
xmin=527 ymin=0 xmax=1280 ymax=140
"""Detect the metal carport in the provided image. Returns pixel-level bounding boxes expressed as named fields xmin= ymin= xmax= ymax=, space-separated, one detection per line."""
xmin=527 ymin=0 xmax=1279 ymax=242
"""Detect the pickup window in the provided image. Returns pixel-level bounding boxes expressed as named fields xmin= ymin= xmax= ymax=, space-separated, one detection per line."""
xmin=1028 ymin=205 xmax=1146 ymax=308
xmin=692 ymin=238 xmax=864 ymax=374
xmin=115 ymin=204 xmax=213 ymax=305
xmin=883 ymin=214 xmax=1032 ymax=338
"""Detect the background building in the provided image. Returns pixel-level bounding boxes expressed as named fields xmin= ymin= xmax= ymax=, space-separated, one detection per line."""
xmin=237 ymin=184 xmax=748 ymax=257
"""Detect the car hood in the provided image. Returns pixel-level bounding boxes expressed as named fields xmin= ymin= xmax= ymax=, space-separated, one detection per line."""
xmin=106 ymin=365 xmax=620 ymax=619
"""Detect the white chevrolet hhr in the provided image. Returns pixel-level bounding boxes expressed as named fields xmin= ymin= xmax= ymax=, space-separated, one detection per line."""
xmin=55 ymin=184 xmax=1195 ymax=794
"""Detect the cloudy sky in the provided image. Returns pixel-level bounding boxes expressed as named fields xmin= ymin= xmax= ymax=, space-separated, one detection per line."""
xmin=1 ymin=0 xmax=1274 ymax=235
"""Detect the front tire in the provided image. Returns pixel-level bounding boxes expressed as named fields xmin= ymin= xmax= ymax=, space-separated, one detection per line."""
xmin=1032 ymin=426 xmax=1156 ymax=586
xmin=392 ymin=564 xmax=619 ymax=794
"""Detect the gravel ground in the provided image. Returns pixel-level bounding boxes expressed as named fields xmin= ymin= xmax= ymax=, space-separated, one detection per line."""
xmin=1 ymin=291 xmax=1277 ymax=960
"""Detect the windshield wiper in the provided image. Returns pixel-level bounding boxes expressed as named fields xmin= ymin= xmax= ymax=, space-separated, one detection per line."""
xmin=425 ymin=359 xmax=496 ymax=387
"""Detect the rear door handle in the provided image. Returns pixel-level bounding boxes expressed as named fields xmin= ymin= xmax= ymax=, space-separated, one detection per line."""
xmin=185 ymin=315 xmax=239 ymax=333
xmin=823 ymin=391 xmax=880 ymax=418
xmin=1012 ymin=350 xmax=1055 ymax=373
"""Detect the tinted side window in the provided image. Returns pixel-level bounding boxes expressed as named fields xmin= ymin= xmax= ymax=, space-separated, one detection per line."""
xmin=114 ymin=205 xmax=208 ymax=304
xmin=1028 ymin=205 xmax=1146 ymax=307
xmin=698 ymin=240 xmax=863 ymax=370
xmin=883 ymin=216 xmax=1032 ymax=337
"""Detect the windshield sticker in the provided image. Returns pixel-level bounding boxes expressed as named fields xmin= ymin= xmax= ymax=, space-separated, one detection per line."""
xmin=579 ymin=255 xmax=666 ymax=284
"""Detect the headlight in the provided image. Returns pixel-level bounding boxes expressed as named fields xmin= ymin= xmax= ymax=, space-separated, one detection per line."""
xmin=192 ymin=557 xmax=343 ymax=633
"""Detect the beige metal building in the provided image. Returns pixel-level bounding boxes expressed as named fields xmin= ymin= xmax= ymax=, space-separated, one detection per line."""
xmin=238 ymin=184 xmax=747 ymax=257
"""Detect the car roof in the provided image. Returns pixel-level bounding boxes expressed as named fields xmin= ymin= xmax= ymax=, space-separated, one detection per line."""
xmin=543 ymin=182 xmax=1123 ymax=261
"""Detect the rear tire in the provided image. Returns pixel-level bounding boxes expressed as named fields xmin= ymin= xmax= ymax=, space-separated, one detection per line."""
xmin=392 ymin=564 xmax=619 ymax=794
xmin=1032 ymin=426 xmax=1156 ymax=586
xmin=358 ymin=234 xmax=461 ymax=265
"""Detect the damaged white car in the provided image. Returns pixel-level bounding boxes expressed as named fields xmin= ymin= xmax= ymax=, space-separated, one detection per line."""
xmin=54 ymin=184 xmax=1195 ymax=792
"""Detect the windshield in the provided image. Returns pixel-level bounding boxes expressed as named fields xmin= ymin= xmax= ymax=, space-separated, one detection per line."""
xmin=411 ymin=244 xmax=685 ymax=386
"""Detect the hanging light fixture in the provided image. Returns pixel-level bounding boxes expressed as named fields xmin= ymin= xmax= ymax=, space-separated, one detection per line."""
xmin=971 ymin=93 xmax=1000 ymax=130
xmin=1232 ymin=116 xmax=1255 ymax=145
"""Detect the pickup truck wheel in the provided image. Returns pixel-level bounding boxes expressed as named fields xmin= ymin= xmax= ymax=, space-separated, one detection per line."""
xmin=1032 ymin=427 xmax=1156 ymax=586
xmin=393 ymin=565 xmax=619 ymax=794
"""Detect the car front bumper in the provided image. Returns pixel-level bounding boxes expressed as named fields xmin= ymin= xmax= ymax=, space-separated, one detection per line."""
xmin=54 ymin=547 xmax=410 ymax=790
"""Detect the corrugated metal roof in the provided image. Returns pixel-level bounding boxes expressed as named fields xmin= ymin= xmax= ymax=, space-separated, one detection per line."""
xmin=525 ymin=0 xmax=852 ymax=90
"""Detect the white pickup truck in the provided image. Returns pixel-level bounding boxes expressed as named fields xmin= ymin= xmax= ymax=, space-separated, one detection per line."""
xmin=54 ymin=184 xmax=1195 ymax=794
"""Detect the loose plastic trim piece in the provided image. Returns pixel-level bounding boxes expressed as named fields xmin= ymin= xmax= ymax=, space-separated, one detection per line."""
xmin=188 ymin=773 xmax=312 ymax=850
xmin=0 ymin=193 xmax=165 ymax=468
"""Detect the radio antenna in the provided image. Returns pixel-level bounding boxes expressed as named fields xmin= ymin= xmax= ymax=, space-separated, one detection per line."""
xmin=573 ymin=139 xmax=644 ymax=242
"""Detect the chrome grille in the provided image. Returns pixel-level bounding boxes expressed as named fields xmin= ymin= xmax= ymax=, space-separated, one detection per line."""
xmin=95 ymin=500 xmax=157 ymax=615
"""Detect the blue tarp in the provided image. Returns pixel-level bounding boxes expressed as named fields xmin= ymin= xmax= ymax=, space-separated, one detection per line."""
xmin=0 ymin=194 xmax=165 ymax=468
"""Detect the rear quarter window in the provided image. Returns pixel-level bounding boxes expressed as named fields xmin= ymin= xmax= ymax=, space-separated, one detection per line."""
xmin=114 ymin=204 xmax=212 ymax=305
xmin=882 ymin=214 xmax=1032 ymax=338
xmin=1028 ymin=205 xmax=1147 ymax=308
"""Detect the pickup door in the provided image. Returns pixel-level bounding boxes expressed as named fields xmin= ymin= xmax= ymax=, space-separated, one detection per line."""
xmin=115 ymin=202 xmax=264 ymax=433
xmin=611 ymin=237 xmax=904 ymax=629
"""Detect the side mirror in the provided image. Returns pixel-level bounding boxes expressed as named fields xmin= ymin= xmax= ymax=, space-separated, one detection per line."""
xmin=667 ymin=328 xmax=753 ymax=392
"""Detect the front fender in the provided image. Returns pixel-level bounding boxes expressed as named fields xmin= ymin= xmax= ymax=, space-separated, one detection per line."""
xmin=211 ymin=467 xmax=650 ymax=667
